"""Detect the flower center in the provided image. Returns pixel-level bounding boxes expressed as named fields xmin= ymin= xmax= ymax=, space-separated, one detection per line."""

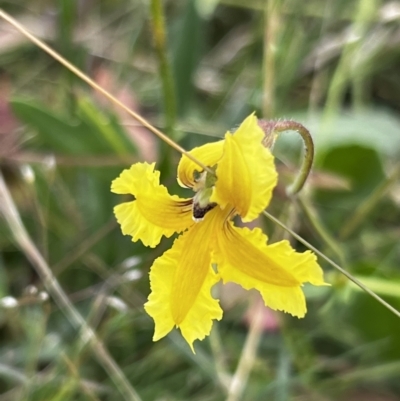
xmin=192 ymin=167 xmax=217 ymax=222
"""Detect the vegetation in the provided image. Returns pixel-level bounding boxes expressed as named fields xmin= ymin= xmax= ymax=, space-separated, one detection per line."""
xmin=0 ymin=1 xmax=399 ymax=400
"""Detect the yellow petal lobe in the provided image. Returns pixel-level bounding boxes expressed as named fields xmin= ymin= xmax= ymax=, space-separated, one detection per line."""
xmin=144 ymin=208 xmax=224 ymax=352
xmin=211 ymin=114 xmax=278 ymax=222
xmin=214 ymin=222 xmax=327 ymax=317
xmin=111 ymin=163 xmax=193 ymax=247
xmin=177 ymin=140 xmax=224 ymax=188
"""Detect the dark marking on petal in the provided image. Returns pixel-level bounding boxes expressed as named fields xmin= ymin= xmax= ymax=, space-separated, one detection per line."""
xmin=174 ymin=199 xmax=193 ymax=214
xmin=192 ymin=202 xmax=216 ymax=221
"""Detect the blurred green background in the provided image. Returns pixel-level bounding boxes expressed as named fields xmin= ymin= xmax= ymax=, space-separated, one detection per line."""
xmin=0 ymin=0 xmax=400 ymax=400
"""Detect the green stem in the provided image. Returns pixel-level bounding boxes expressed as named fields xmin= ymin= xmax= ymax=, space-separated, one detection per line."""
xmin=58 ymin=0 xmax=76 ymax=114
xmin=324 ymin=0 xmax=377 ymax=121
xmin=150 ymin=0 xmax=177 ymax=136
xmin=259 ymin=119 xmax=314 ymax=196
xmin=262 ymin=0 xmax=281 ymax=117
xmin=208 ymin=326 xmax=231 ymax=393
xmin=297 ymin=196 xmax=346 ymax=266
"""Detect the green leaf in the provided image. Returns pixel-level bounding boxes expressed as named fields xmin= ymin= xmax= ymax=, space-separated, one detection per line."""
xmin=10 ymin=98 xmax=137 ymax=156
xmin=350 ymin=276 xmax=400 ymax=299
xmin=317 ymin=144 xmax=384 ymax=195
xmin=313 ymin=144 xmax=385 ymax=230
xmin=77 ymin=97 xmax=137 ymax=156
xmin=172 ymin=0 xmax=204 ymax=115
xmin=11 ymin=98 xmax=93 ymax=155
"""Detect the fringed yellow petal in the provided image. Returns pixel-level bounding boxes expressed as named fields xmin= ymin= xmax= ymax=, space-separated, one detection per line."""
xmin=144 ymin=208 xmax=224 ymax=352
xmin=111 ymin=162 xmax=158 ymax=195
xmin=111 ymin=163 xmax=193 ymax=247
xmin=211 ymin=114 xmax=278 ymax=222
xmin=214 ymin=222 xmax=327 ymax=317
xmin=177 ymin=140 xmax=224 ymax=188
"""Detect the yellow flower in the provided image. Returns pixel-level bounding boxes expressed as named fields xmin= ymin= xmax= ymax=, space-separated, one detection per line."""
xmin=111 ymin=114 xmax=327 ymax=352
